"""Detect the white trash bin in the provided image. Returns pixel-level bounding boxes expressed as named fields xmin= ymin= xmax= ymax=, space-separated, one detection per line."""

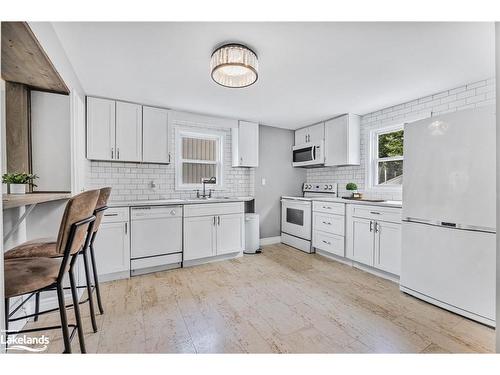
xmin=244 ymin=213 xmax=261 ymax=254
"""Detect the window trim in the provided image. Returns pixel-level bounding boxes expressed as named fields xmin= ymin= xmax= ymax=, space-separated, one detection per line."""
xmin=366 ymin=124 xmax=404 ymax=192
xmin=174 ymin=127 xmax=225 ymax=190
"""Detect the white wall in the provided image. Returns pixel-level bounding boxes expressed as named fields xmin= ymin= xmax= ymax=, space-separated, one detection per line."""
xmin=495 ymin=22 xmax=500 ymax=353
xmin=307 ymin=78 xmax=496 ymax=200
xmin=31 ymin=91 xmax=71 ymax=192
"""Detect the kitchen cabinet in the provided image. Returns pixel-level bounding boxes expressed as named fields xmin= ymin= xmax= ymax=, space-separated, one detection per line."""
xmin=346 ymin=204 xmax=402 ymax=276
xmin=294 ymin=122 xmax=324 ymax=145
xmin=232 ymin=120 xmax=259 ymax=167
xmin=183 ymin=216 xmax=215 ymax=261
xmin=312 ymin=201 xmax=346 ymax=257
xmin=183 ymin=202 xmax=244 ymax=262
xmin=115 ymin=101 xmax=142 ymax=162
xmin=86 ymin=97 xmax=116 ymax=160
xmin=142 ymin=106 xmax=170 ymax=163
xmin=324 ymin=114 xmax=360 ymax=166
xmin=92 ymin=207 xmax=130 ymax=281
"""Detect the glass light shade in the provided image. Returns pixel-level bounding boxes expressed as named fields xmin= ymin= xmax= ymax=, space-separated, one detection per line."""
xmin=210 ymin=44 xmax=258 ymax=88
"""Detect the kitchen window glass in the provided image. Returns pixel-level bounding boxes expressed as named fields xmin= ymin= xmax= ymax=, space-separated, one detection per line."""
xmin=369 ymin=126 xmax=404 ymax=189
xmin=175 ymin=129 xmax=224 ymax=189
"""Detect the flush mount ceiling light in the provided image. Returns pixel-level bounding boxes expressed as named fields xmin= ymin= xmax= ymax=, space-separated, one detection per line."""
xmin=210 ymin=43 xmax=258 ymax=88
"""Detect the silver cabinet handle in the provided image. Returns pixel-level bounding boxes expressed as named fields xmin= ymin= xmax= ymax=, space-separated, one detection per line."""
xmin=322 ymin=206 xmax=332 ymax=210
xmin=370 ymin=211 xmax=380 ymax=215
xmin=322 ymin=240 xmax=331 ymax=245
xmin=111 ymin=148 xmax=114 ymax=159
xmin=104 ymin=213 xmax=118 ymax=217
xmin=375 ymin=222 xmax=379 ymax=233
xmin=125 ymin=222 xmax=128 ymax=234
xmin=117 ymin=148 xmax=120 ymax=159
xmin=322 ymin=221 xmax=332 ymax=225
xmin=213 ymin=216 xmax=216 ymax=226
xmin=369 ymin=221 xmax=373 ymax=232
xmin=217 ymin=216 xmax=221 ymax=226
xmin=168 ymin=152 xmax=171 ymax=163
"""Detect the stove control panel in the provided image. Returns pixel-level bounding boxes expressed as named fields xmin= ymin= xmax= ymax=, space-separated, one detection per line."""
xmin=302 ymin=182 xmax=338 ymax=193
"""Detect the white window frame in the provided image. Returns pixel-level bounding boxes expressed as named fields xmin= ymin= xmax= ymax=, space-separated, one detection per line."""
xmin=366 ymin=124 xmax=404 ymax=192
xmin=175 ymin=127 xmax=225 ymax=190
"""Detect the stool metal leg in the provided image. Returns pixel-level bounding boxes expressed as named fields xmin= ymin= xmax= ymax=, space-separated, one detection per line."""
xmin=56 ymin=284 xmax=71 ymax=353
xmin=34 ymin=292 xmax=40 ymax=322
xmin=69 ymin=267 xmax=86 ymax=354
xmin=89 ymin=241 xmax=104 ymax=314
xmin=82 ymin=249 xmax=98 ymax=332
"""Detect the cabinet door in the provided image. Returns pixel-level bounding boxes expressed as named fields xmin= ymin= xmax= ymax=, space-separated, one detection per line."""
xmin=115 ymin=101 xmax=142 ymax=162
xmin=216 ymin=213 xmax=244 ymax=255
xmin=351 ymin=217 xmax=374 ymax=266
xmin=183 ymin=216 xmax=216 ymax=260
xmin=93 ymin=221 xmax=130 ymax=278
xmin=324 ymin=114 xmax=360 ymax=166
xmin=374 ymin=221 xmax=402 ymax=275
xmin=86 ymin=97 xmax=115 ymax=160
xmin=237 ymin=121 xmax=259 ymax=167
xmin=143 ymin=106 xmax=170 ymax=163
xmin=295 ymin=128 xmax=308 ymax=145
xmin=308 ymin=122 xmax=325 ymax=143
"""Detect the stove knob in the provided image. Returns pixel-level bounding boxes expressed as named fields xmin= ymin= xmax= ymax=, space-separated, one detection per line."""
xmin=328 ymin=185 xmax=333 ymax=190
xmin=324 ymin=185 xmax=328 ymax=189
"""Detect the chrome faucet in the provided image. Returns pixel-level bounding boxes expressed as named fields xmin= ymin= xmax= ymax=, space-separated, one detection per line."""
xmin=196 ymin=177 xmax=216 ymax=198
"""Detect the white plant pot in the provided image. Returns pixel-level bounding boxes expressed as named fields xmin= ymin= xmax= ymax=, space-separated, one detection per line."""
xmin=9 ymin=184 xmax=26 ymax=194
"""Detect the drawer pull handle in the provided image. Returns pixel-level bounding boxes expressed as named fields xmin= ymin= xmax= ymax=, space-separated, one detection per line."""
xmin=322 ymin=221 xmax=332 ymax=225
xmin=322 ymin=206 xmax=332 ymax=210
xmin=322 ymin=240 xmax=331 ymax=245
xmin=370 ymin=211 xmax=380 ymax=215
xmin=104 ymin=213 xmax=118 ymax=217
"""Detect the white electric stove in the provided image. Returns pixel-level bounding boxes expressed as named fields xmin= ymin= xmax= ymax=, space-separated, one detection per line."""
xmin=281 ymin=183 xmax=338 ymax=253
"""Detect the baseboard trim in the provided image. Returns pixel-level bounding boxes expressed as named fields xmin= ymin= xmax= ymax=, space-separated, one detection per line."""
xmin=259 ymin=236 xmax=281 ymax=246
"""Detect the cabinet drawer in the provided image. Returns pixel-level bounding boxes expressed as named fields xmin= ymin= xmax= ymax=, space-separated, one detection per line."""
xmin=184 ymin=202 xmax=244 ymax=217
xmin=102 ymin=207 xmax=129 ymax=223
xmin=352 ymin=205 xmax=401 ymax=223
xmin=313 ymin=231 xmax=345 ymax=257
xmin=313 ymin=201 xmax=345 ymax=215
xmin=313 ymin=212 xmax=344 ymax=236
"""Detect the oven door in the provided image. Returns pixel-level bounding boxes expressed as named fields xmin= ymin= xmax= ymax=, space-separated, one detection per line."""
xmin=292 ymin=142 xmax=324 ymax=167
xmin=281 ymin=199 xmax=312 ymax=240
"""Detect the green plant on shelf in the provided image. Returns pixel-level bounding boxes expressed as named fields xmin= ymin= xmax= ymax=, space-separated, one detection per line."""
xmin=346 ymin=182 xmax=357 ymax=191
xmin=2 ymin=172 xmax=38 ymax=187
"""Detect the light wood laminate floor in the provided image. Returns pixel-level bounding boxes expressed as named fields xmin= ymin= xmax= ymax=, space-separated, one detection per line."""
xmin=18 ymin=243 xmax=495 ymax=353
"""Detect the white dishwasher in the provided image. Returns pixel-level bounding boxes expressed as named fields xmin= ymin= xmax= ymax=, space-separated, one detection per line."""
xmin=130 ymin=205 xmax=183 ymax=276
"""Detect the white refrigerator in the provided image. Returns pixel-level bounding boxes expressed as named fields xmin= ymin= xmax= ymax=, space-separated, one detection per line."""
xmin=400 ymin=106 xmax=496 ymax=326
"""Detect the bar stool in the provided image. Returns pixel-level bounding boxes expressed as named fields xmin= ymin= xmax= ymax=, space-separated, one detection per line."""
xmin=4 ymin=189 xmax=99 ymax=353
xmin=4 ymin=187 xmax=112 ymax=333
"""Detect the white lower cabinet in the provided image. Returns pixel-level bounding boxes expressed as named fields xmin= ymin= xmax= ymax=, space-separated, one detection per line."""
xmin=312 ymin=201 xmax=346 ymax=257
xmin=346 ymin=204 xmax=402 ymax=276
xmin=92 ymin=207 xmax=130 ymax=281
xmin=183 ymin=203 xmax=244 ymax=262
xmin=183 ymin=216 xmax=216 ymax=260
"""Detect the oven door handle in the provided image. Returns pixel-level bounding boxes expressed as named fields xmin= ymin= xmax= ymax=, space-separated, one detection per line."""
xmin=311 ymin=145 xmax=316 ymax=161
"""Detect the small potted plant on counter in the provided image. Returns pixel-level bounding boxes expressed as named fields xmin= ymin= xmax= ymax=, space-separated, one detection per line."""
xmin=346 ymin=182 xmax=362 ymax=199
xmin=2 ymin=172 xmax=38 ymax=194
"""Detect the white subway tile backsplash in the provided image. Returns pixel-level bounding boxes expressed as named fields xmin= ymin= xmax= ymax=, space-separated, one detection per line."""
xmin=307 ymin=78 xmax=496 ymax=201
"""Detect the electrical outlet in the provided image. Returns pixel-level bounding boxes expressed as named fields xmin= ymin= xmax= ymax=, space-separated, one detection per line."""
xmin=261 ymin=178 xmax=266 ymax=186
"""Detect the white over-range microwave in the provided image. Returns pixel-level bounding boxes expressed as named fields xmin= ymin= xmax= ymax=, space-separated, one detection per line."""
xmin=292 ymin=141 xmax=324 ymax=167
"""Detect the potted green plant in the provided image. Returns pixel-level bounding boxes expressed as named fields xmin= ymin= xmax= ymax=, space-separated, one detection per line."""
xmin=346 ymin=182 xmax=361 ymax=199
xmin=2 ymin=173 xmax=38 ymax=194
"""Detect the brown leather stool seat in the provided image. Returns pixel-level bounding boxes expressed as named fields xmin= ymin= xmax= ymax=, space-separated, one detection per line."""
xmin=4 ymin=257 xmax=62 ymax=298
xmin=4 ymin=238 xmax=58 ymax=259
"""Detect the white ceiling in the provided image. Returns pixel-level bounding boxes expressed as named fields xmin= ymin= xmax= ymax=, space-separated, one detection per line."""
xmin=52 ymin=22 xmax=495 ymax=129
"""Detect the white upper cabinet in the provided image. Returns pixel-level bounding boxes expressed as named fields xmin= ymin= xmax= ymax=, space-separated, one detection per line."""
xmin=86 ymin=97 xmax=116 ymax=160
xmin=294 ymin=122 xmax=324 ymax=145
xmin=324 ymin=114 xmax=360 ymax=166
xmin=142 ymin=106 xmax=170 ymax=164
xmin=232 ymin=120 xmax=259 ymax=167
xmin=115 ymin=101 xmax=142 ymax=162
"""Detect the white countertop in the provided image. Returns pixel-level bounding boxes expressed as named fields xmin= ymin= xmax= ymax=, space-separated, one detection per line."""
xmin=109 ymin=196 xmax=254 ymax=207
xmin=282 ymin=195 xmax=402 ymax=209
